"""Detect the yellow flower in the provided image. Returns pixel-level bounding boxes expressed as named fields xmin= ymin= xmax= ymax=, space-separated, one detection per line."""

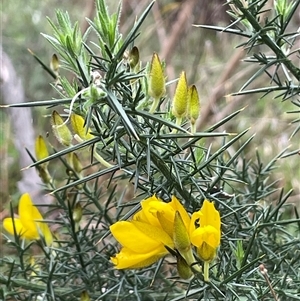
xmin=190 ymin=200 xmax=221 ymax=262
xmin=71 ymin=113 xmax=94 ymax=142
xmin=3 ymin=193 xmax=53 ymax=246
xmin=35 ymin=135 xmax=52 ymax=184
xmin=110 ymin=195 xmax=191 ymax=269
xmin=35 ymin=135 xmax=49 ymax=162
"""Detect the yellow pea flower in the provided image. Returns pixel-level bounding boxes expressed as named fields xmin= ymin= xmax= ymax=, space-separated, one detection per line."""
xmin=71 ymin=113 xmax=94 ymax=142
xmin=190 ymin=200 xmax=221 ymax=281
xmin=134 ymin=195 xmax=190 ymax=237
xmin=3 ymin=193 xmax=53 ymax=246
xmin=110 ymin=220 xmax=173 ymax=269
xmin=35 ymin=135 xmax=49 ymax=162
xmin=110 ymin=195 xmax=192 ymax=270
xmin=35 ymin=135 xmax=52 ymax=184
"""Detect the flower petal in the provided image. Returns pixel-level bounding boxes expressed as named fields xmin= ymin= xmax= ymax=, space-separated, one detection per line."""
xmin=3 ymin=217 xmax=38 ymax=239
xmin=189 ymin=210 xmax=203 ymax=237
xmin=19 ymin=193 xmax=53 ymax=245
xmin=170 ymin=196 xmax=191 ymax=230
xmin=131 ymin=220 xmax=174 ymax=248
xmin=134 ymin=195 xmax=162 ymax=228
xmin=199 ymin=200 xmax=221 ymax=230
xmin=18 ymin=193 xmax=42 ymax=236
xmin=111 ymin=246 xmax=168 ymax=269
xmin=110 ymin=221 xmax=173 ymax=253
xmin=190 ymin=225 xmax=220 ymax=249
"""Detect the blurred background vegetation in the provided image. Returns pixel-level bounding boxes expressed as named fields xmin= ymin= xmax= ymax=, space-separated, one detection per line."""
xmin=1 ymin=0 xmax=299 ymax=217
xmin=1 ymin=0 xmax=300 ymax=299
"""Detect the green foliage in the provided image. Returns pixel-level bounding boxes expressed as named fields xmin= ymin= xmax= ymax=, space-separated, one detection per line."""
xmin=1 ymin=0 xmax=300 ymax=300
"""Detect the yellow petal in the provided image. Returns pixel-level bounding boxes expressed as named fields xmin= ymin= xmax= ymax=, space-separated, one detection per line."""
xmin=133 ymin=195 xmax=162 ymax=228
xmin=19 ymin=193 xmax=53 ymax=245
xmin=190 ymin=225 xmax=220 ymax=249
xmin=169 ymin=196 xmax=191 ymax=231
xmin=199 ymin=200 xmax=221 ymax=230
xmin=110 ymin=221 xmax=172 ymax=253
xmin=189 ymin=210 xmax=202 ymax=236
xmin=71 ymin=114 xmax=93 ymax=141
xmin=2 ymin=217 xmax=35 ymax=239
xmin=80 ymin=291 xmax=90 ymax=301
xmin=131 ymin=220 xmax=174 ymax=248
xmin=111 ymin=246 xmax=168 ymax=269
xmin=35 ymin=135 xmax=49 ymax=161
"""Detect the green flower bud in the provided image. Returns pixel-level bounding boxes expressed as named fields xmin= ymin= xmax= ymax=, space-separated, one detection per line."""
xmin=172 ymin=71 xmax=188 ymax=118
xmin=177 ymin=254 xmax=193 ymax=279
xmin=80 ymin=291 xmax=90 ymax=301
xmin=38 ymin=167 xmax=52 ymax=184
xmin=148 ymin=52 xmax=166 ymax=100
xmin=70 ymin=152 xmax=83 ymax=175
xmin=73 ymin=202 xmax=83 ymax=224
xmin=173 ymin=211 xmax=190 ymax=252
xmin=50 ymin=54 xmax=59 ymax=74
xmin=187 ymin=85 xmax=200 ymax=125
xmin=197 ymin=242 xmax=216 ymax=262
xmin=82 ymin=84 xmax=107 ymax=103
xmin=129 ymin=46 xmax=140 ymax=70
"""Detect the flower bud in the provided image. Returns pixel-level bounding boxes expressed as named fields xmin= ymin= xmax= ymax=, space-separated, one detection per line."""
xmin=80 ymin=291 xmax=90 ymax=301
xmin=197 ymin=242 xmax=216 ymax=262
xmin=35 ymin=135 xmax=49 ymax=162
xmin=187 ymin=85 xmax=200 ymax=125
xmin=82 ymin=84 xmax=107 ymax=102
xmin=173 ymin=211 xmax=190 ymax=252
xmin=68 ymin=152 xmax=83 ymax=175
xmin=129 ymin=46 xmax=140 ymax=70
xmin=51 ymin=111 xmax=73 ymax=146
xmin=38 ymin=167 xmax=52 ymax=184
xmin=50 ymin=54 xmax=59 ymax=74
xmin=73 ymin=202 xmax=83 ymax=224
xmin=172 ymin=71 xmax=188 ymax=118
xmin=177 ymin=254 xmax=193 ymax=279
xmin=148 ymin=53 xmax=166 ymax=100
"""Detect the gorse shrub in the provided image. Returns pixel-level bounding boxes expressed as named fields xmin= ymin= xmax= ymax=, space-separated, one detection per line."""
xmin=1 ymin=0 xmax=300 ymax=300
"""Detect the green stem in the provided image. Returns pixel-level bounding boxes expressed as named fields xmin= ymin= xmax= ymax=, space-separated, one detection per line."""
xmin=171 ymin=116 xmax=183 ymax=134
xmin=93 ymin=149 xmax=114 ymax=168
xmin=149 ymin=97 xmax=160 ymax=114
xmin=204 ymin=261 xmax=210 ymax=282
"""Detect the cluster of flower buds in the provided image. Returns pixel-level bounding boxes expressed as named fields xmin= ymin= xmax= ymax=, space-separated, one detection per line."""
xmin=147 ymin=53 xmax=200 ymax=133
